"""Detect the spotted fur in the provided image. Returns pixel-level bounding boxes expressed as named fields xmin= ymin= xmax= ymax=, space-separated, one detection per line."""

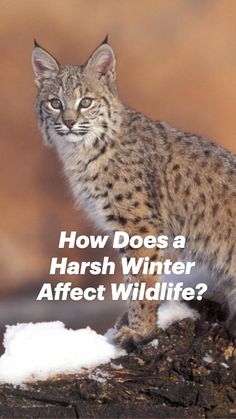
xmin=32 ymin=40 xmax=236 ymax=348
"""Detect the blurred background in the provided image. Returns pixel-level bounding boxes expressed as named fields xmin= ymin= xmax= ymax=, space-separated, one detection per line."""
xmin=1 ymin=0 xmax=236 ymax=343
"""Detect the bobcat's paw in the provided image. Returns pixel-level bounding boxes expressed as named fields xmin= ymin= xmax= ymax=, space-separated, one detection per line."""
xmin=113 ymin=326 xmax=156 ymax=352
xmin=113 ymin=326 xmax=143 ymax=351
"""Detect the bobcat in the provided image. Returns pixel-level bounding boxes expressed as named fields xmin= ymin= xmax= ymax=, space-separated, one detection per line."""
xmin=32 ymin=38 xmax=236 ymax=349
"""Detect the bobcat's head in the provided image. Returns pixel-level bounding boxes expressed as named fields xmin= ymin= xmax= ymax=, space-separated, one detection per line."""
xmin=32 ymin=38 xmax=119 ymax=146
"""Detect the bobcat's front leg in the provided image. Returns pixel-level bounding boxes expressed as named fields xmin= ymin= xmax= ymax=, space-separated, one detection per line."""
xmin=114 ymin=245 xmax=162 ymax=350
xmin=114 ymin=300 xmax=158 ymax=350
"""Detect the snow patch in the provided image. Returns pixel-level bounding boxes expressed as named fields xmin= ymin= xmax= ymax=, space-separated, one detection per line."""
xmin=220 ymin=362 xmax=229 ymax=369
xmin=105 ymin=327 xmax=117 ymax=342
xmin=203 ymin=353 xmax=213 ymax=363
xmin=88 ymin=370 xmax=111 ymax=383
xmin=150 ymin=339 xmax=159 ymax=349
xmin=0 ymin=321 xmax=125 ymax=385
xmin=110 ymin=362 xmax=123 ymax=370
xmin=157 ymin=300 xmax=199 ymax=329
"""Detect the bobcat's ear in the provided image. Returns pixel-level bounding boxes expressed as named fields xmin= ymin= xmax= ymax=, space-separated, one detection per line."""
xmin=32 ymin=42 xmax=59 ymax=81
xmin=84 ymin=41 xmax=116 ymax=85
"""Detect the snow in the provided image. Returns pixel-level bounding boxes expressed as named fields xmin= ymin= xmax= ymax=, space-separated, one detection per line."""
xmin=150 ymin=338 xmax=159 ymax=348
xmin=0 ymin=321 xmax=125 ymax=385
xmin=110 ymin=362 xmax=123 ymax=370
xmin=105 ymin=327 xmax=117 ymax=342
xmin=220 ymin=362 xmax=229 ymax=369
xmin=88 ymin=370 xmax=111 ymax=383
xmin=157 ymin=300 xmax=199 ymax=329
xmin=203 ymin=353 xmax=213 ymax=363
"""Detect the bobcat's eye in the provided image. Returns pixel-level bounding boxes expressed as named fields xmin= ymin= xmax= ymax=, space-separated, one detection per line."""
xmin=79 ymin=97 xmax=93 ymax=109
xmin=49 ymin=98 xmax=62 ymax=110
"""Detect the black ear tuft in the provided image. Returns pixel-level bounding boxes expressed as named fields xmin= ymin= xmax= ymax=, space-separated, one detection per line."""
xmin=102 ymin=34 xmax=109 ymax=45
xmin=34 ymin=39 xmax=41 ymax=48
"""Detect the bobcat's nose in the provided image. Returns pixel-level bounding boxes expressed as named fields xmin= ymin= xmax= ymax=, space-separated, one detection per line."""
xmin=63 ymin=119 xmax=76 ymax=129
